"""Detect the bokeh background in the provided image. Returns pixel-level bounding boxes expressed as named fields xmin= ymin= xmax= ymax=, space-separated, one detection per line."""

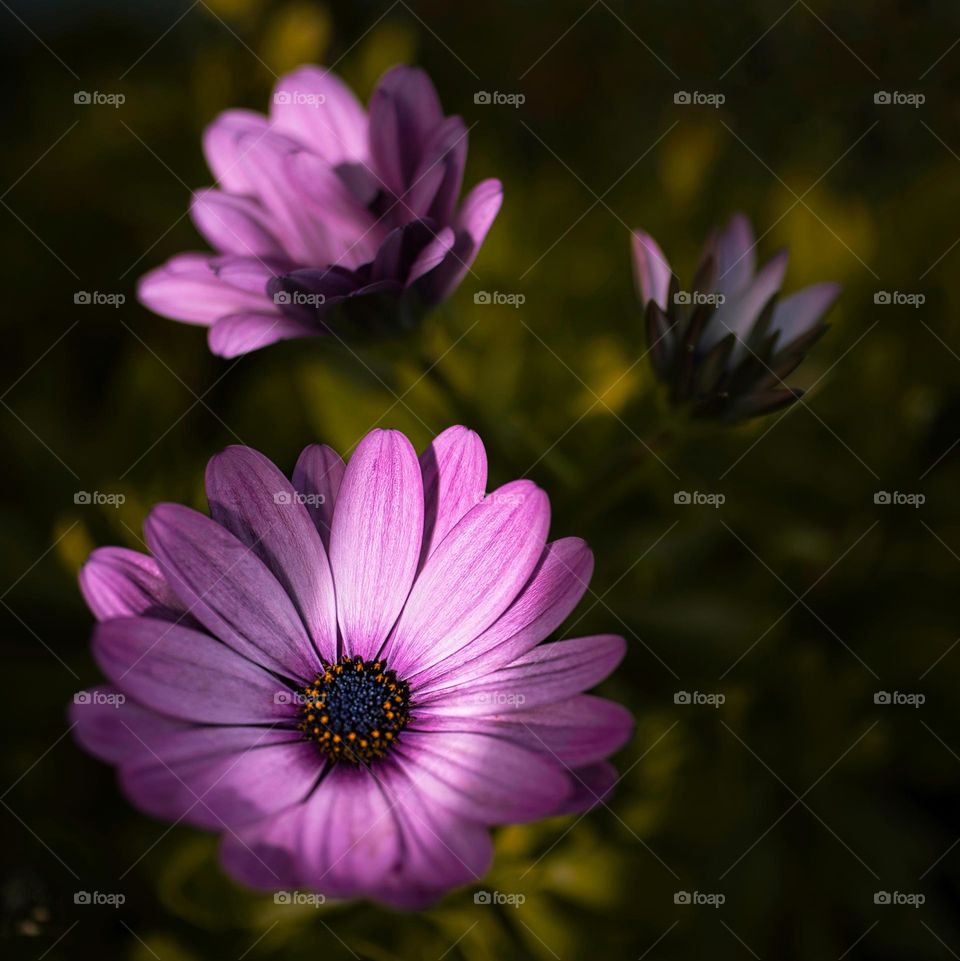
xmin=3 ymin=0 xmax=960 ymax=958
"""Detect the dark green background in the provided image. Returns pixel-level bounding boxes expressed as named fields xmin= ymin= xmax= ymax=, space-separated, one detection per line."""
xmin=3 ymin=0 xmax=960 ymax=958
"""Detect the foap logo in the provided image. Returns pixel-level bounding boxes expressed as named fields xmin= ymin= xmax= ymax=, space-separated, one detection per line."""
xmin=274 ymin=490 xmax=325 ymax=507
xmin=874 ymin=890 xmax=925 ymax=907
xmin=274 ymin=891 xmax=326 ymax=907
xmin=874 ymin=291 xmax=925 ymax=308
xmin=273 ymin=90 xmax=326 ymax=108
xmin=874 ymin=691 xmax=926 ymax=708
xmin=674 ymin=490 xmax=725 ymax=508
xmin=274 ymin=291 xmax=326 ymax=307
xmin=274 ymin=690 xmax=310 ymax=706
xmin=74 ymin=690 xmax=126 ymax=708
xmin=674 ymin=691 xmax=726 ymax=708
xmin=674 ymin=890 xmax=725 ymax=908
xmin=474 ymin=91 xmax=526 ymax=108
xmin=74 ymin=91 xmax=125 ymax=108
xmin=474 ymin=691 xmax=526 ymax=708
xmin=75 ymin=291 xmax=125 ymax=308
xmin=874 ymin=91 xmax=925 ymax=108
xmin=674 ymin=91 xmax=725 ymax=108
xmin=474 ymin=290 xmax=525 ymax=308
xmin=74 ymin=891 xmax=125 ymax=908
xmin=674 ymin=291 xmax=726 ymax=307
xmin=74 ymin=491 xmax=125 ymax=508
xmin=475 ymin=489 xmax=526 ymax=507
xmin=474 ymin=890 xmax=526 ymax=907
xmin=874 ymin=491 xmax=925 ymax=508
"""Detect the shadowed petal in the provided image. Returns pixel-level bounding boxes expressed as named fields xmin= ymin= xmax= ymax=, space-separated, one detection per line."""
xmin=292 ymin=444 xmax=345 ymax=550
xmin=145 ymin=503 xmax=320 ymax=681
xmin=93 ymin=617 xmax=292 ymax=724
xmin=206 ymin=446 xmax=338 ymax=663
xmin=120 ymin=727 xmax=319 ymax=831
xmin=369 ymin=65 xmax=444 ymax=196
xmin=70 ymin=685 xmax=189 ymax=762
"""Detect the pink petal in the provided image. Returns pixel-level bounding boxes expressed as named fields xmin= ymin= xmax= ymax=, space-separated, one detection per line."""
xmin=205 ymin=446 xmax=338 ymax=664
xmin=144 ymin=503 xmax=320 ymax=681
xmin=270 ymin=66 xmax=369 ymax=165
xmin=703 ymin=250 xmax=789 ymax=355
xmin=137 ymin=254 xmax=273 ymax=326
xmin=190 ymin=189 xmax=285 ymax=259
xmin=418 ymin=425 xmax=488 ymax=564
xmin=413 ymin=536 xmax=593 ymax=688
xmin=415 ymin=694 xmax=633 ymax=767
xmin=631 ymin=230 xmax=672 ymax=310
xmin=208 ymin=312 xmax=318 ymax=358
xmin=328 ymin=429 xmax=424 ymax=661
xmin=80 ymin=547 xmax=185 ymax=622
xmin=203 ymin=109 xmax=270 ymax=194
xmin=384 ymin=479 xmax=549 ymax=677
xmin=771 ymin=281 xmax=841 ymax=344
xmin=705 ymin=212 xmax=756 ymax=296
xmin=424 ymin=634 xmax=626 ymax=715
xmin=396 ymin=730 xmax=571 ymax=823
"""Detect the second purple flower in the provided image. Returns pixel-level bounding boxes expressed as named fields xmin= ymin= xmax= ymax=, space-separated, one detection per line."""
xmin=138 ymin=65 xmax=502 ymax=357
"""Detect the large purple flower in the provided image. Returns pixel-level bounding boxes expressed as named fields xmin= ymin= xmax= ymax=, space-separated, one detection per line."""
xmin=71 ymin=427 xmax=632 ymax=908
xmin=138 ymin=66 xmax=502 ymax=358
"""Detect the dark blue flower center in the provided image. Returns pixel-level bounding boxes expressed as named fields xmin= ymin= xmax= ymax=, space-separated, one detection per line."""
xmin=298 ymin=656 xmax=412 ymax=764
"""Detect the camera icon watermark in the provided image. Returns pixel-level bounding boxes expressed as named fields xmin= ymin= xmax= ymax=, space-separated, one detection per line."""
xmin=674 ymin=691 xmax=725 ymax=708
xmin=74 ymin=491 xmax=126 ymax=508
xmin=874 ymin=890 xmax=925 ymax=907
xmin=74 ymin=91 xmax=126 ymax=108
xmin=273 ymin=291 xmax=326 ymax=307
xmin=674 ymin=291 xmax=726 ymax=307
xmin=273 ymin=90 xmax=326 ymax=108
xmin=73 ymin=690 xmax=126 ymax=708
xmin=674 ymin=490 xmax=725 ymax=508
xmin=74 ymin=891 xmax=125 ymax=908
xmin=75 ymin=291 xmax=125 ymax=308
xmin=474 ymin=290 xmax=525 ymax=308
xmin=474 ymin=890 xmax=526 ymax=907
xmin=874 ymin=290 xmax=924 ymax=308
xmin=474 ymin=90 xmax=525 ymax=108
xmin=873 ymin=491 xmax=925 ymax=508
xmin=674 ymin=91 xmax=725 ymax=108
xmin=274 ymin=890 xmax=326 ymax=907
xmin=674 ymin=890 xmax=725 ymax=907
xmin=874 ymin=90 xmax=925 ymax=108
xmin=874 ymin=691 xmax=925 ymax=708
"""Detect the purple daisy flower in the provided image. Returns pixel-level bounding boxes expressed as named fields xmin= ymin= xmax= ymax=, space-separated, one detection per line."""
xmin=633 ymin=213 xmax=841 ymax=420
xmin=138 ymin=65 xmax=503 ymax=358
xmin=71 ymin=427 xmax=632 ymax=908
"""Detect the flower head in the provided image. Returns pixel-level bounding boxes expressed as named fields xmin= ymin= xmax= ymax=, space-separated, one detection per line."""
xmin=71 ymin=427 xmax=632 ymax=908
xmin=632 ymin=214 xmax=840 ymax=420
xmin=138 ymin=66 xmax=503 ymax=357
